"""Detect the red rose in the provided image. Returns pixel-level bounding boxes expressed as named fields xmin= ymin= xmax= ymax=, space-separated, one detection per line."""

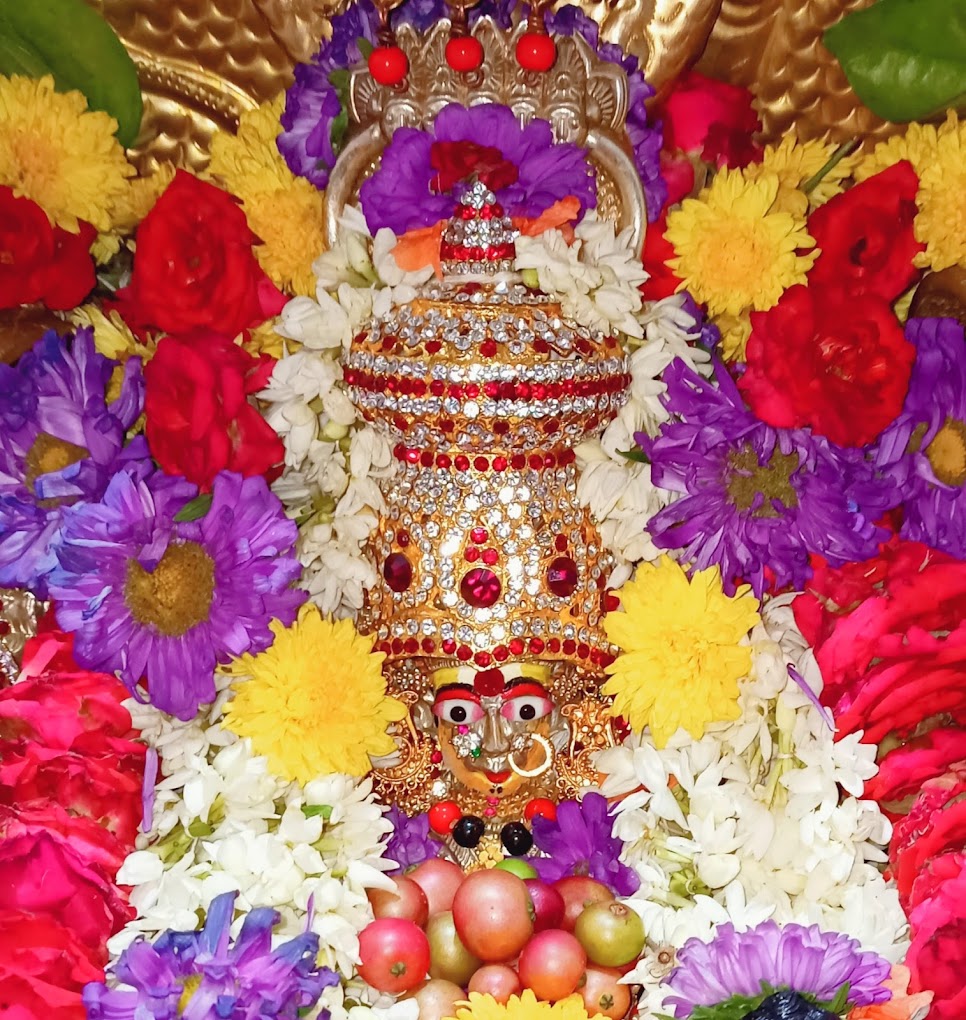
xmin=430 ymin=141 xmax=520 ymax=194
xmin=0 ymin=821 xmax=132 ymax=945
xmin=0 ymin=910 xmax=103 ymax=1020
xmin=891 ymin=764 xmax=966 ymax=907
xmin=0 ymin=186 xmax=96 ymax=311
xmin=0 ymin=740 xmax=145 ymax=845
xmin=907 ymin=855 xmax=966 ymax=1019
xmin=112 ymin=170 xmax=285 ymax=338
xmin=641 ymin=211 xmax=683 ymax=300
xmin=808 ymin=161 xmax=924 ymax=302
xmin=660 ymin=71 xmax=762 ymax=169
xmin=866 ymin=730 xmax=966 ymax=814
xmin=144 ymin=332 xmax=284 ymax=489
xmin=738 ymin=284 xmax=915 ymax=447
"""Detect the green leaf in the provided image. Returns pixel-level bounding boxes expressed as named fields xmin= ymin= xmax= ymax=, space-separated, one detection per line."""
xmin=357 ymin=36 xmax=374 ymax=60
xmin=174 ymin=494 xmax=213 ymax=523
xmin=824 ymin=0 xmax=966 ymax=122
xmin=618 ymin=448 xmax=650 ymax=465
xmin=330 ymin=105 xmax=350 ymax=157
xmin=302 ymin=803 xmax=334 ymax=820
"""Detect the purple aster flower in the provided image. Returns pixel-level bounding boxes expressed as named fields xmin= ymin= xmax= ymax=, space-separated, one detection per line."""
xmin=663 ymin=921 xmax=892 ymax=1018
xmin=531 ymin=792 xmax=639 ymax=896
xmin=360 ymin=102 xmax=596 ymax=235
xmin=639 ymin=359 xmax=896 ymax=598
xmin=49 ymin=468 xmax=305 ymax=721
xmin=384 ymin=806 xmax=440 ymax=873
xmin=873 ymin=317 xmax=966 ymax=558
xmin=83 ymin=890 xmax=340 ymax=1019
xmin=546 ymin=4 xmax=665 ymax=220
xmin=0 ymin=329 xmax=148 ymax=597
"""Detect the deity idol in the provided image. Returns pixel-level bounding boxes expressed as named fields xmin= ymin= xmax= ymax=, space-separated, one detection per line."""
xmin=331 ymin=4 xmax=648 ymax=867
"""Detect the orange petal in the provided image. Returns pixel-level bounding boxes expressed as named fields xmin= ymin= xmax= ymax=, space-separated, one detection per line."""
xmin=514 ymin=196 xmax=582 ymax=243
xmin=393 ymin=221 xmax=445 ymax=277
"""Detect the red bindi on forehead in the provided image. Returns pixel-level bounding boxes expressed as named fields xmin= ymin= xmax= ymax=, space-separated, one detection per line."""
xmin=473 ymin=668 xmax=506 ymax=696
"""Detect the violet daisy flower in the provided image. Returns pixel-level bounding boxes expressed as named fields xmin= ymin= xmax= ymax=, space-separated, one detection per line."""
xmin=49 ymin=468 xmax=305 ymax=721
xmin=384 ymin=806 xmax=440 ymax=873
xmin=531 ymin=792 xmax=639 ymax=896
xmin=663 ymin=921 xmax=892 ymax=1018
xmin=873 ymin=317 xmax=966 ymax=558
xmin=82 ymin=890 xmax=340 ymax=1019
xmin=639 ymin=359 xmax=896 ymax=598
xmin=360 ymin=103 xmax=596 ymax=235
xmin=0 ymin=329 xmax=148 ymax=596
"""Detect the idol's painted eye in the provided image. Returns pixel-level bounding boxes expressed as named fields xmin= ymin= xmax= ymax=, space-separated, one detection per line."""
xmin=501 ymin=695 xmax=553 ymax=723
xmin=434 ymin=699 xmax=484 ymax=724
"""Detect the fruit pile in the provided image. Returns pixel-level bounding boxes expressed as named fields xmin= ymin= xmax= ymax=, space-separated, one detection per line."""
xmin=361 ymin=858 xmax=647 ymax=1020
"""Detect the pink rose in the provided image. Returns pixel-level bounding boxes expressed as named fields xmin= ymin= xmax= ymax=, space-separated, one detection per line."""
xmin=0 ymin=809 xmax=132 ymax=945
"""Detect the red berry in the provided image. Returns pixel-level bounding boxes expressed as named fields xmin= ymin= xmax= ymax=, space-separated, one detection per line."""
xmin=445 ymin=35 xmax=484 ymax=73
xmin=369 ymin=46 xmax=409 ymax=87
xmin=524 ymin=797 xmax=557 ymax=823
xmin=516 ymin=33 xmax=556 ymax=72
xmin=428 ymin=800 xmax=462 ymax=835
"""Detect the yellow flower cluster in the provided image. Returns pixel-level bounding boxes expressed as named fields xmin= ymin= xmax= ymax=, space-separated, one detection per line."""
xmin=209 ymin=96 xmax=326 ymax=296
xmin=449 ymin=991 xmax=592 ymax=1020
xmin=666 ymin=167 xmax=818 ymax=359
xmin=0 ymin=74 xmax=133 ymax=233
xmin=223 ymin=603 xmax=407 ymax=784
xmin=857 ymin=112 xmax=965 ymax=273
xmin=603 ymin=556 xmax=761 ymax=748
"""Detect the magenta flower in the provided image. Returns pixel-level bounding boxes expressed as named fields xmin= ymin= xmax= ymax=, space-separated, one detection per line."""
xmin=50 ymin=468 xmax=305 ymax=721
xmin=359 ymin=103 xmax=596 ymax=235
xmin=664 ymin=921 xmax=892 ymax=1018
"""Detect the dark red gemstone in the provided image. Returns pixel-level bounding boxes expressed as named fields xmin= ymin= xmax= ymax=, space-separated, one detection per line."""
xmin=474 ymin=456 xmax=489 ymax=471
xmin=547 ymin=556 xmax=578 ymax=597
xmin=480 ymin=340 xmax=497 ymax=358
xmin=442 ymin=639 xmax=457 ymax=655
xmin=436 ymin=454 xmax=452 ymax=469
xmin=474 ymin=651 xmax=492 ymax=667
xmin=455 ymin=455 xmax=470 ymax=472
xmin=563 ymin=639 xmax=577 ymax=655
xmin=421 ymin=638 xmax=436 ymax=653
xmin=548 ymin=638 xmax=561 ymax=653
xmin=577 ymin=642 xmax=590 ymax=659
xmin=493 ymin=644 xmax=509 ymax=661
xmin=404 ymin=638 xmax=419 ymax=654
xmin=384 ymin=553 xmax=413 ymax=592
xmin=456 ymin=644 xmax=473 ymax=661
xmin=470 ymin=527 xmax=488 ymax=544
xmin=529 ymin=637 xmax=545 ymax=654
xmin=508 ymin=638 xmax=525 ymax=656
xmin=554 ymin=534 xmax=568 ymax=552
xmin=460 ymin=567 xmax=501 ymax=608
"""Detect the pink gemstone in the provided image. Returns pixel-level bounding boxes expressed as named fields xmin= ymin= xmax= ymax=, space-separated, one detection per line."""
xmin=547 ymin=556 xmax=578 ymax=598
xmin=383 ymin=552 xmax=413 ymax=593
xmin=484 ymin=808 xmax=496 ymax=816
xmin=460 ymin=567 xmax=501 ymax=608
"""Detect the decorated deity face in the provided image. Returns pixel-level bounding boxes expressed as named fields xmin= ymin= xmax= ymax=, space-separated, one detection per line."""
xmin=430 ymin=664 xmax=563 ymax=798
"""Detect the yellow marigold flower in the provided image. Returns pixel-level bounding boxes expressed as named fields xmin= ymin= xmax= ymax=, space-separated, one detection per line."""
xmin=603 ymin=556 xmax=760 ymax=747
xmin=449 ymin=991 xmax=591 ymax=1020
xmin=242 ymin=319 xmax=295 ymax=360
xmin=854 ymin=118 xmax=946 ymax=181
xmin=223 ymin=604 xmax=407 ymax=784
xmin=210 ymin=95 xmax=292 ymax=197
xmin=209 ymin=96 xmax=326 ymax=296
xmin=716 ymin=311 xmax=753 ymax=363
xmin=912 ymin=117 xmax=966 ymax=272
xmin=745 ymin=135 xmax=859 ymax=211
xmin=110 ymin=163 xmax=177 ymax=233
xmin=243 ymin=181 xmax=326 ymax=296
xmin=70 ymin=305 xmax=149 ymax=363
xmin=665 ymin=169 xmax=817 ymax=319
xmin=0 ymin=75 xmax=133 ymax=232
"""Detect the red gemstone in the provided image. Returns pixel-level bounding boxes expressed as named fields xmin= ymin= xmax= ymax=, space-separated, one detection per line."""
xmin=554 ymin=534 xmax=568 ymax=552
xmin=457 ymin=644 xmax=473 ymax=661
xmin=524 ymin=798 xmax=557 ymax=823
xmin=529 ymin=637 xmax=545 ymax=654
xmin=547 ymin=556 xmax=578 ymax=597
xmin=404 ymin=637 xmax=419 ymax=654
xmin=445 ymin=34 xmax=484 ymax=72
xmin=369 ymin=45 xmax=409 ymax=86
xmin=480 ymin=339 xmax=497 ymax=358
xmin=470 ymin=527 xmax=488 ymax=544
xmin=474 ymin=651 xmax=492 ymax=667
xmin=493 ymin=644 xmax=509 ymax=661
xmin=420 ymin=450 xmax=433 ymax=467
xmin=464 ymin=546 xmax=480 ymax=562
xmin=429 ymin=800 xmax=462 ymax=835
xmin=508 ymin=638 xmax=525 ymax=656
xmin=577 ymin=642 xmax=590 ymax=659
xmin=397 ymin=529 xmax=410 ymax=547
xmin=442 ymin=639 xmax=457 ymax=655
xmin=563 ymin=639 xmax=577 ymax=655
xmin=548 ymin=638 xmax=561 ymax=653
xmin=455 ymin=455 xmax=470 ymax=472
xmin=516 ymin=32 xmax=556 ymax=72
xmin=474 ymin=455 xmax=489 ymax=471
xmin=492 ymin=456 xmax=507 ymax=472
xmin=421 ymin=637 xmax=436 ymax=653
xmin=383 ymin=553 xmax=413 ymax=592
xmin=474 ymin=667 xmax=505 ymax=695
xmin=436 ymin=454 xmax=451 ymax=469
xmin=482 ymin=548 xmax=498 ymax=565
xmin=460 ymin=567 xmax=501 ymax=608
